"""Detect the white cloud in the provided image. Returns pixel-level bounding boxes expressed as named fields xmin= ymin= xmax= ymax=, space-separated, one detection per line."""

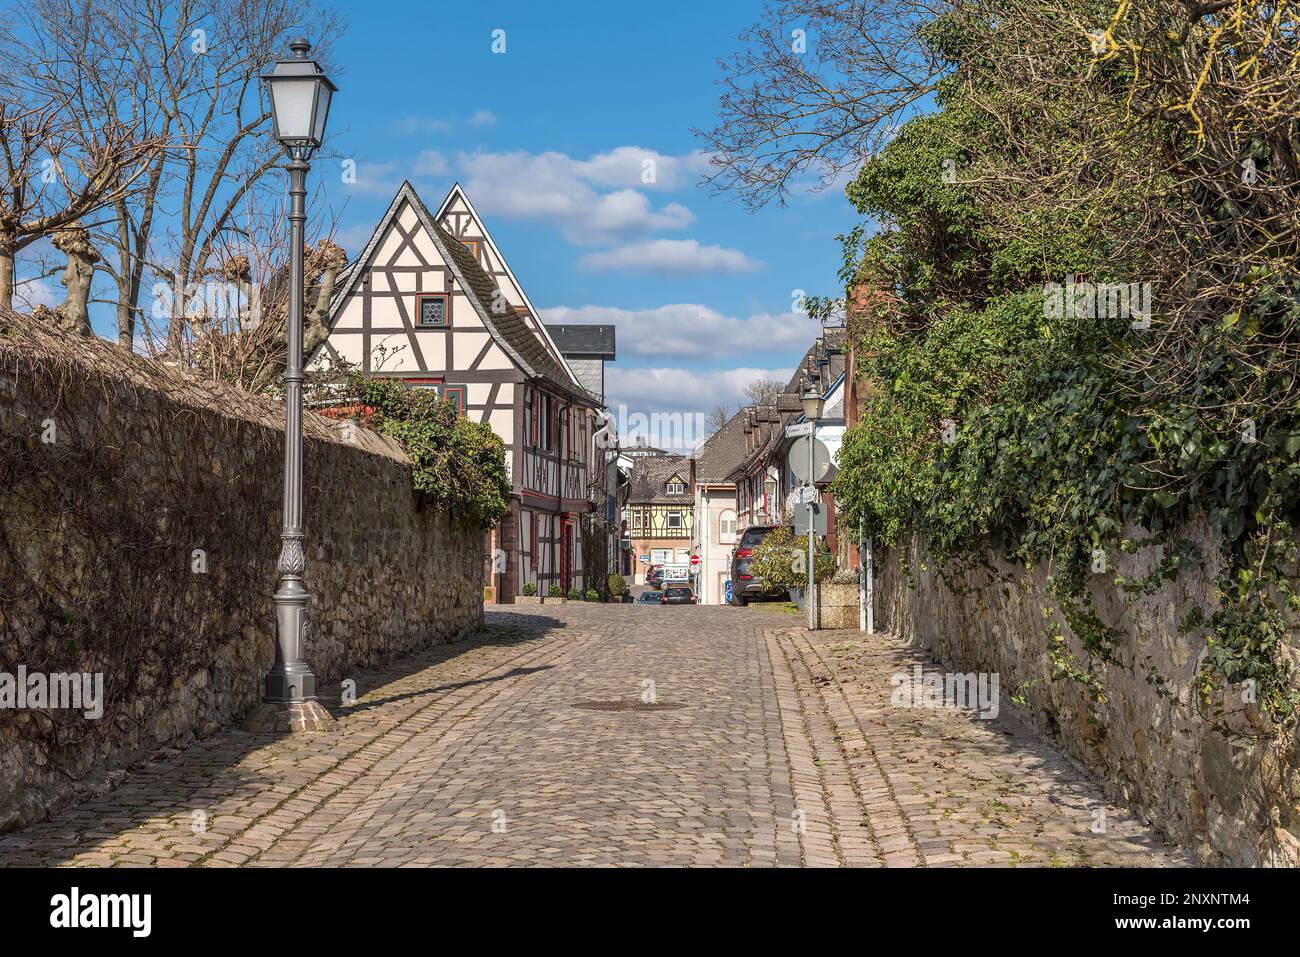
xmin=412 ymin=149 xmax=449 ymax=176
xmin=587 ymin=190 xmax=693 ymax=236
xmin=578 ymin=239 xmax=760 ymax=275
xmin=455 ymin=147 xmax=701 ymax=246
xmin=543 ymin=303 xmax=818 ymax=360
xmin=468 ymin=109 xmax=497 ymax=127
xmin=603 ymin=365 xmax=793 ymax=450
xmin=13 ymin=276 xmax=60 ymax=311
xmin=337 ymin=144 xmax=756 ymax=275
xmin=574 ymin=146 xmax=711 ymax=191
xmin=392 ymin=115 xmax=451 ymax=135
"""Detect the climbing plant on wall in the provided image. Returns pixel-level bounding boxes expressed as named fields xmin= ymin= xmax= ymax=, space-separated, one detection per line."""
xmin=828 ymin=1 xmax=1300 ymax=728
xmin=344 ymin=373 xmax=510 ymax=530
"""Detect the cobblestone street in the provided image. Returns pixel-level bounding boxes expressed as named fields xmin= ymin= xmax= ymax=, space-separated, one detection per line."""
xmin=0 ymin=604 xmax=1189 ymax=867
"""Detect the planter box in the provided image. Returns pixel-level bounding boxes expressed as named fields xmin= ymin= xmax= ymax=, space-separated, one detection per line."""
xmin=789 ymin=582 xmax=859 ymax=629
xmin=815 ymin=582 xmax=860 ymax=629
xmin=515 ymin=595 xmax=542 ymax=605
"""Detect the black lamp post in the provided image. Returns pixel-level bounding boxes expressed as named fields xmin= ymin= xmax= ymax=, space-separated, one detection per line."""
xmin=801 ymin=386 xmax=825 ymax=631
xmin=255 ymin=38 xmax=336 ymax=730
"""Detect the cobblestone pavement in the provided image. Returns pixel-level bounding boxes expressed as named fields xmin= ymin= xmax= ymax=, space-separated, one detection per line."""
xmin=0 ymin=604 xmax=1189 ymax=867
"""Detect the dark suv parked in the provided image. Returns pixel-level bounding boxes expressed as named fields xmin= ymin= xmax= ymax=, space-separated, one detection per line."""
xmin=729 ymin=524 xmax=791 ymax=606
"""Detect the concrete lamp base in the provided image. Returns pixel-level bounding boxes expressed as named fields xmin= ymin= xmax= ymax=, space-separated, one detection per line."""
xmin=241 ymin=700 xmax=337 ymax=734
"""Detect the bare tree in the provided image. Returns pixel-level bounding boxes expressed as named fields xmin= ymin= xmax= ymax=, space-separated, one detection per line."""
xmin=695 ymin=0 xmax=948 ymax=209
xmin=744 ymin=377 xmax=784 ymax=406
xmin=0 ymin=0 xmax=161 ymax=312
xmin=707 ymin=403 xmax=731 ymax=432
xmin=85 ymin=0 xmax=344 ymax=351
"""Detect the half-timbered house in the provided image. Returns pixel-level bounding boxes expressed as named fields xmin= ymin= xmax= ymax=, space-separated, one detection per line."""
xmin=310 ymin=181 xmax=604 ymax=600
xmin=625 ymin=454 xmax=695 ymax=584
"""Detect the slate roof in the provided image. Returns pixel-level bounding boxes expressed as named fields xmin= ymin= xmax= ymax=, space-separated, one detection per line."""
xmin=431 ymin=218 xmax=595 ymax=403
xmin=726 ymin=330 xmax=847 ymax=482
xmin=544 ymin=323 xmax=616 ymax=357
xmin=628 ymin=454 xmax=694 ymax=505
xmin=696 ymin=409 xmax=750 ymax=484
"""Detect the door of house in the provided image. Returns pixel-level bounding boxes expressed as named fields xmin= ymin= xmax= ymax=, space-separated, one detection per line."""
xmin=560 ymin=518 xmax=573 ymax=593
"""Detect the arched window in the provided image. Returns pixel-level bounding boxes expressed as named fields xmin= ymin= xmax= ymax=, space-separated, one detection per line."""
xmin=719 ymin=509 xmax=737 ymax=545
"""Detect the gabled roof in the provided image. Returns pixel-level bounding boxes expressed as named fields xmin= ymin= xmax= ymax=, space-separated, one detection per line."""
xmin=316 ymin=181 xmax=595 ymax=404
xmin=435 ymin=182 xmax=583 ymax=391
xmin=628 ymin=453 xmax=695 ymax=505
xmin=727 ymin=331 xmax=848 ymax=482
xmin=544 ymin=323 xmax=616 ymax=358
xmin=696 ymin=408 xmax=750 ymax=484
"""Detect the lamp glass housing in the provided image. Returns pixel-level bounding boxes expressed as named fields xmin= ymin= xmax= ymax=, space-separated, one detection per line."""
xmin=263 ymin=40 xmax=336 ymax=148
xmin=802 ymin=390 xmax=825 ymax=421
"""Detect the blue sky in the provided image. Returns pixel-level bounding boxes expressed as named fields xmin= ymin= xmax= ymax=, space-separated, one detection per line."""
xmin=321 ymin=0 xmax=859 ymax=423
xmin=44 ymin=1 xmax=860 ymax=429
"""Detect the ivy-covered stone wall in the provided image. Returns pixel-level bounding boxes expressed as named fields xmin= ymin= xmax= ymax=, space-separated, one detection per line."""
xmin=877 ymin=528 xmax=1299 ymax=867
xmin=0 ymin=314 xmax=484 ymax=832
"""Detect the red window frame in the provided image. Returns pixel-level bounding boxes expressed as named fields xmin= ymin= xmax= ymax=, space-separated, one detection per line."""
xmin=441 ymin=384 xmax=467 ymax=416
xmin=415 ymin=293 xmax=450 ymax=328
xmin=529 ymin=513 xmax=538 ymax=569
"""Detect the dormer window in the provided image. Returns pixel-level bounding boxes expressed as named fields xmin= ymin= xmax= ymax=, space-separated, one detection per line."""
xmin=666 ymin=476 xmax=687 ymax=495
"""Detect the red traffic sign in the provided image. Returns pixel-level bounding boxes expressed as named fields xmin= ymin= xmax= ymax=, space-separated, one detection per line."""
xmin=689 ymin=554 xmax=701 ymax=566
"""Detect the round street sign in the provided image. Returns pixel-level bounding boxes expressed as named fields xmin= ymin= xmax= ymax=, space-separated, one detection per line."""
xmin=689 ymin=554 xmax=700 ymax=567
xmin=789 ymin=436 xmax=832 ymax=483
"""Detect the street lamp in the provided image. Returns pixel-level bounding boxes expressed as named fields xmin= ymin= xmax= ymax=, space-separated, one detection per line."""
xmin=801 ymin=389 xmax=825 ymax=422
xmin=801 ymin=387 xmax=825 ymax=631
xmin=254 ymin=38 xmax=336 ymax=731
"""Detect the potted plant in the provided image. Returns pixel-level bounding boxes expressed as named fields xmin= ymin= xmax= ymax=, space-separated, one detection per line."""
xmin=584 ymin=588 xmax=600 ymax=602
xmin=549 ymin=584 xmax=565 ymax=604
xmin=567 ymin=587 xmax=582 ymax=601
xmin=607 ymin=572 xmax=630 ymax=602
xmin=517 ymin=582 xmax=541 ymax=605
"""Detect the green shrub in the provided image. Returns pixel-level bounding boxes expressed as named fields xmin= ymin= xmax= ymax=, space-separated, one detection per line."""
xmin=521 ymin=582 xmax=537 ymax=597
xmin=749 ymin=526 xmax=834 ymax=592
xmin=343 ymin=372 xmax=510 ymax=529
xmin=585 ymin=589 xmax=600 ymax=601
xmin=606 ymin=572 xmax=628 ymax=597
xmin=548 ymin=584 xmax=563 ymax=598
xmin=567 ymin=587 xmax=582 ymax=601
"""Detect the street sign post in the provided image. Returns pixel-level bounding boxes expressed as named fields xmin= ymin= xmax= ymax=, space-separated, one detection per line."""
xmin=796 ymin=485 xmax=818 ymax=505
xmin=785 ymin=421 xmax=812 ymax=438
xmin=793 ymin=501 xmax=828 ymax=535
xmin=789 ymin=436 xmax=831 ymax=483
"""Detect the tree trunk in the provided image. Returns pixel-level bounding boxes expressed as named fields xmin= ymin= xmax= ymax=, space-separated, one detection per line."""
xmin=0 ymin=235 xmax=15 ymax=313
xmin=115 ymin=204 xmax=133 ymax=347
xmin=50 ymin=223 xmax=99 ymax=336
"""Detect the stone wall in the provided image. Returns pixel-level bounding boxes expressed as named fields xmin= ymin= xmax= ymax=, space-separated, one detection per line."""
xmin=876 ymin=525 xmax=1300 ymax=866
xmin=0 ymin=313 xmax=484 ymax=831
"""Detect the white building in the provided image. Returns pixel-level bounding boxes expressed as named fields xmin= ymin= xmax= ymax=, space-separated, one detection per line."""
xmin=691 ymin=412 xmax=747 ymax=605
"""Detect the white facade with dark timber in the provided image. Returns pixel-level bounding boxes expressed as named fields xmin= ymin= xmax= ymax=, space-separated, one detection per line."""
xmin=311 ymin=181 xmax=603 ymax=600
